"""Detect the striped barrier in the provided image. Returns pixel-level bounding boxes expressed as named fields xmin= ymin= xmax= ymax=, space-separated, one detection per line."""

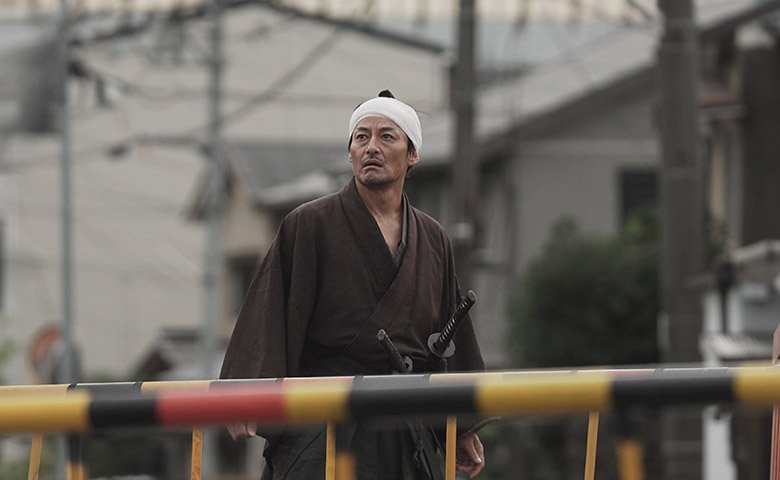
xmin=771 ymin=325 xmax=780 ymax=480
xmin=0 ymin=366 xmax=779 ymax=434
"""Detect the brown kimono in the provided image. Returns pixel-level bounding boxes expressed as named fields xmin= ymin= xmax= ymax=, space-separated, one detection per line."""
xmin=220 ymin=177 xmax=484 ymax=479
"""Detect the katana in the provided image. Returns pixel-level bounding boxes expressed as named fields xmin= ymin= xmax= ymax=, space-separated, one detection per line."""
xmin=427 ymin=290 xmax=477 ymax=372
xmin=377 ymin=329 xmax=413 ymax=374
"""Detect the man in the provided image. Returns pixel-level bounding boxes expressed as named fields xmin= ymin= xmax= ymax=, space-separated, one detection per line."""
xmin=220 ymin=91 xmax=485 ymax=479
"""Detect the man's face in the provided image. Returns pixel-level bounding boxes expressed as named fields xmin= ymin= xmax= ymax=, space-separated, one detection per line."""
xmin=348 ymin=116 xmax=419 ymax=189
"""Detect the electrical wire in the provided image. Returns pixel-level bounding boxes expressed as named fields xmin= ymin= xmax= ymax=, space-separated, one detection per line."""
xmin=542 ymin=17 xmax=595 ymax=84
xmin=184 ymin=23 xmax=345 ymax=135
xmin=487 ymin=0 xmax=662 ymax=144
xmin=75 ymin=5 xmax=353 ymax=132
xmin=16 ymin=0 xmax=667 ymax=173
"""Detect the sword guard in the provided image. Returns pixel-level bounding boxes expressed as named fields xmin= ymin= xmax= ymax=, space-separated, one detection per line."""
xmin=428 ymin=332 xmax=455 ymax=359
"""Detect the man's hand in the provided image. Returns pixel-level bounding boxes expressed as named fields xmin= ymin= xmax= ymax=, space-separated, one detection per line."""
xmin=227 ymin=422 xmax=257 ymax=441
xmin=456 ymin=431 xmax=485 ymax=478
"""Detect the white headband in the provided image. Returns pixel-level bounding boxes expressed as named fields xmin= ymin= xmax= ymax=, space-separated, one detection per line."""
xmin=348 ymin=97 xmax=422 ymax=152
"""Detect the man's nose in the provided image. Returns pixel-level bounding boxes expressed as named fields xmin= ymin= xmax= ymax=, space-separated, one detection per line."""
xmin=366 ymin=135 xmax=380 ymax=153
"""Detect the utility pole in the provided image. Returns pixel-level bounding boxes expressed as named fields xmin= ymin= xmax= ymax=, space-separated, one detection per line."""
xmin=203 ymin=0 xmax=223 ymax=390
xmin=657 ymin=1 xmax=705 ymax=479
xmin=58 ymin=0 xmax=75 ymax=387
xmin=58 ymin=1 xmax=77 ymax=479
xmin=451 ymin=0 xmax=478 ymax=289
xmin=202 ymin=0 xmax=224 ymax=476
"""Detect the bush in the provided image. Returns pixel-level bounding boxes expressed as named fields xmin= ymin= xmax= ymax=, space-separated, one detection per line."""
xmin=507 ymin=213 xmax=659 ymax=368
xmin=504 ymin=213 xmax=661 ymax=480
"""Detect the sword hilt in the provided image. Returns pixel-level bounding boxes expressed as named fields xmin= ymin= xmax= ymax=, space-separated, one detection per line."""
xmin=377 ymin=329 xmax=413 ymax=374
xmin=428 ymin=290 xmax=477 ymax=359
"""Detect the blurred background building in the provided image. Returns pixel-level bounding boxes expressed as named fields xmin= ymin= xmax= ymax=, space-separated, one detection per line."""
xmin=1 ymin=0 xmax=780 ymax=479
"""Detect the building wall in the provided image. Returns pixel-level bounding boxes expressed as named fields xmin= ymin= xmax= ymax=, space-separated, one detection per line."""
xmin=738 ymin=29 xmax=780 ymax=245
xmin=514 ymin=137 xmax=658 ymax=271
xmin=513 ymin=83 xmax=659 ymax=270
xmin=220 ymin=180 xmax=277 ymax=338
xmin=484 ymin=89 xmax=656 ymax=366
xmin=222 ymin=181 xmax=276 ymax=258
xmin=2 ymin=133 xmax=202 ymax=385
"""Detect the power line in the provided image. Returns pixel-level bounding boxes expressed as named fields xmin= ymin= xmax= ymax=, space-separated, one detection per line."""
xmin=185 ymin=24 xmax=345 ymax=135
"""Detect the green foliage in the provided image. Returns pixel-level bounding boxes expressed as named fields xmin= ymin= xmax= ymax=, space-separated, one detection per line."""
xmin=508 ymin=213 xmax=659 ymax=368
xmin=503 ymin=216 xmax=661 ymax=479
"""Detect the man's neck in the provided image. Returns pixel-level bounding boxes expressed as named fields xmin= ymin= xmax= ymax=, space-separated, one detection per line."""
xmin=355 ymin=180 xmax=403 ymax=221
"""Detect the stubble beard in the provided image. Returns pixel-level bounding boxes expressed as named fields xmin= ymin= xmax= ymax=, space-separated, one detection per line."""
xmin=355 ymin=154 xmax=395 ymax=189
xmin=357 ymin=171 xmax=394 ymax=189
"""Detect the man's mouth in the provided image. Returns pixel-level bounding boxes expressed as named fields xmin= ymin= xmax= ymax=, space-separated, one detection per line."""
xmin=362 ymin=159 xmax=383 ymax=168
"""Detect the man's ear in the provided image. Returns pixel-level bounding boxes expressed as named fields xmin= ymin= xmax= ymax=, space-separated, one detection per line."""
xmin=408 ymin=148 xmax=420 ymax=167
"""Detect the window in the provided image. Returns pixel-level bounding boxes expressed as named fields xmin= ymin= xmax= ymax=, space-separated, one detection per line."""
xmin=619 ymin=169 xmax=658 ymax=224
xmin=228 ymin=255 xmax=260 ymax=315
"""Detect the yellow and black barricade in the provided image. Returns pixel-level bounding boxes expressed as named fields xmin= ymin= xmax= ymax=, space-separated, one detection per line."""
xmin=3 ymin=365 xmax=780 ymax=479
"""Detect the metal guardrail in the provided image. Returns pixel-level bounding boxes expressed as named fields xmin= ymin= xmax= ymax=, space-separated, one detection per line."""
xmin=4 ymin=367 xmax=780 ymax=432
xmin=5 ymin=365 xmax=779 ymax=480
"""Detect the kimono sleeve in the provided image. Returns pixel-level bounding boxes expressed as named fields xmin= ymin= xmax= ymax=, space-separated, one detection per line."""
xmin=219 ymin=210 xmax=317 ymax=380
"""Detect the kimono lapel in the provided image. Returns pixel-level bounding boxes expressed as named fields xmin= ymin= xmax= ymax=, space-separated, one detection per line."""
xmin=338 ymin=179 xmax=420 ymax=362
xmin=338 ymin=178 xmax=398 ymax=295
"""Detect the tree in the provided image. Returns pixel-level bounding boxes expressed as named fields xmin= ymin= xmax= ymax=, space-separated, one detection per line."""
xmin=508 ymin=213 xmax=659 ymax=368
xmin=505 ymin=213 xmax=661 ymax=480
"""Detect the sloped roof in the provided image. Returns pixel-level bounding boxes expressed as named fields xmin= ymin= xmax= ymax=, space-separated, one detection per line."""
xmin=423 ymin=0 xmax=780 ymax=162
xmin=188 ymin=140 xmax=347 ymax=218
xmin=226 ymin=140 xmax=346 ymax=207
